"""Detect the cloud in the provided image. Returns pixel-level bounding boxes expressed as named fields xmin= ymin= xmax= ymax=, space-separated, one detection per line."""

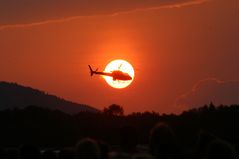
xmin=0 ymin=0 xmax=208 ymax=30
xmin=175 ymin=78 xmax=239 ymax=112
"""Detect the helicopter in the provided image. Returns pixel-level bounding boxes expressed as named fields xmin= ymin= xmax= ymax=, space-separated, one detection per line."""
xmin=88 ymin=64 xmax=132 ymax=81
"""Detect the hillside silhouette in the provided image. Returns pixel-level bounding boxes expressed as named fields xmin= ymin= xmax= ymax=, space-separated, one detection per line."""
xmin=0 ymin=81 xmax=98 ymax=114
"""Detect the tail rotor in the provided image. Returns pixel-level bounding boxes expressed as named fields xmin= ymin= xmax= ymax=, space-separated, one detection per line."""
xmin=88 ymin=65 xmax=94 ymax=76
xmin=88 ymin=65 xmax=99 ymax=76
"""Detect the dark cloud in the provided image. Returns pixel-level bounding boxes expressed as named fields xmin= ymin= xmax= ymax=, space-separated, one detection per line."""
xmin=0 ymin=0 xmax=206 ymax=28
xmin=175 ymin=78 xmax=239 ymax=111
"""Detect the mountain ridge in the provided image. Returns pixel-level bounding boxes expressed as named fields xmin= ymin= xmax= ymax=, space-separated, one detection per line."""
xmin=0 ymin=81 xmax=99 ymax=114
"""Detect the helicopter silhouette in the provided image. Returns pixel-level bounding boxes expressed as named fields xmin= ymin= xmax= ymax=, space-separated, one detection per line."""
xmin=88 ymin=64 xmax=132 ymax=81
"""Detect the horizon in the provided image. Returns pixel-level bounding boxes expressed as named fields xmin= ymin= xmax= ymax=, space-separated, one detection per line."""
xmin=1 ymin=80 xmax=228 ymax=115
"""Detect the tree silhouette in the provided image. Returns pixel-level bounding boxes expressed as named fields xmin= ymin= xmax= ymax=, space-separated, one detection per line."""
xmin=103 ymin=104 xmax=124 ymax=116
xmin=0 ymin=103 xmax=239 ymax=148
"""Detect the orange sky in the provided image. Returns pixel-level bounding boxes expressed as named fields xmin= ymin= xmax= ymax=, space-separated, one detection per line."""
xmin=1 ymin=0 xmax=239 ymax=114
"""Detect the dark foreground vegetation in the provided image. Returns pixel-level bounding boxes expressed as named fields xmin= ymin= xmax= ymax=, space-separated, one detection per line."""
xmin=0 ymin=103 xmax=239 ymax=159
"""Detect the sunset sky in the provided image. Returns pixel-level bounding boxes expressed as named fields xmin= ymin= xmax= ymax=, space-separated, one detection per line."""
xmin=1 ymin=0 xmax=239 ymax=114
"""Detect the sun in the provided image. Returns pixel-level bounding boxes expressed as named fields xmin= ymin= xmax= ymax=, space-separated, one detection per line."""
xmin=103 ymin=59 xmax=135 ymax=89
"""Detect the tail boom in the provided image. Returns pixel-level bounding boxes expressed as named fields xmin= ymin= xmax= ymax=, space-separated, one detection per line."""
xmin=88 ymin=65 xmax=112 ymax=77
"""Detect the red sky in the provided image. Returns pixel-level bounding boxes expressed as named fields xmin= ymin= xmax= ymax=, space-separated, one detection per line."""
xmin=1 ymin=0 xmax=239 ymax=114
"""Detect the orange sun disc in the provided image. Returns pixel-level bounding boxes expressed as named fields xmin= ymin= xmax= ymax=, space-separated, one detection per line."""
xmin=103 ymin=59 xmax=135 ymax=89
